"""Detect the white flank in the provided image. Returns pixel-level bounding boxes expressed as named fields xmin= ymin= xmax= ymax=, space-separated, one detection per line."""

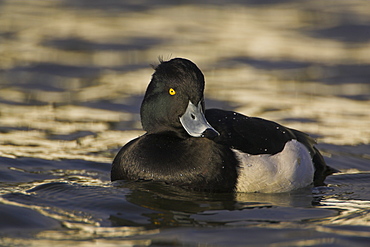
xmin=233 ymin=139 xmax=314 ymax=193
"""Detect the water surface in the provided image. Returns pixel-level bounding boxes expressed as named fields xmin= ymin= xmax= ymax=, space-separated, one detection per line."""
xmin=1 ymin=0 xmax=370 ymax=246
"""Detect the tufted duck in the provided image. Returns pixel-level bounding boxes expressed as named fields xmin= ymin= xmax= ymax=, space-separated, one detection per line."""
xmin=111 ymin=58 xmax=337 ymax=193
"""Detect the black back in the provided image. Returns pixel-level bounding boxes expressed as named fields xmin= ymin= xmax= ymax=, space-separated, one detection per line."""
xmin=206 ymin=109 xmax=296 ymax=155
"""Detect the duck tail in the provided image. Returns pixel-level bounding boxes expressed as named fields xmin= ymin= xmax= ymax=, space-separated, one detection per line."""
xmin=312 ymin=146 xmax=340 ymax=186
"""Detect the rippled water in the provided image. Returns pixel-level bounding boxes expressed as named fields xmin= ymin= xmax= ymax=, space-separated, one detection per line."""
xmin=1 ymin=0 xmax=370 ymax=246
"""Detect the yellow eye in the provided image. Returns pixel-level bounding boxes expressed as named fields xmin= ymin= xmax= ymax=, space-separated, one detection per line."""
xmin=169 ymin=88 xmax=176 ymax=95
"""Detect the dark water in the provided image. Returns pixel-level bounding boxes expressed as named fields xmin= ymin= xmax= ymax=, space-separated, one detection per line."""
xmin=1 ymin=0 xmax=370 ymax=246
xmin=1 ymin=154 xmax=370 ymax=246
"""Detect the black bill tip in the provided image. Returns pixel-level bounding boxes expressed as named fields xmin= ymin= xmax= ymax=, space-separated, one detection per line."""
xmin=201 ymin=128 xmax=219 ymax=140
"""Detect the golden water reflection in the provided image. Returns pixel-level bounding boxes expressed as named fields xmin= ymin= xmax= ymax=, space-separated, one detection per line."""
xmin=1 ymin=0 xmax=370 ymax=246
xmin=1 ymin=1 xmax=369 ymax=156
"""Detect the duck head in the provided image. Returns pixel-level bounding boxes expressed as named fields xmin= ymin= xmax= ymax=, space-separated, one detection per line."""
xmin=140 ymin=58 xmax=219 ymax=139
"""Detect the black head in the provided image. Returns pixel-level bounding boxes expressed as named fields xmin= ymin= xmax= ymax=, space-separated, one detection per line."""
xmin=140 ymin=58 xmax=219 ymax=139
